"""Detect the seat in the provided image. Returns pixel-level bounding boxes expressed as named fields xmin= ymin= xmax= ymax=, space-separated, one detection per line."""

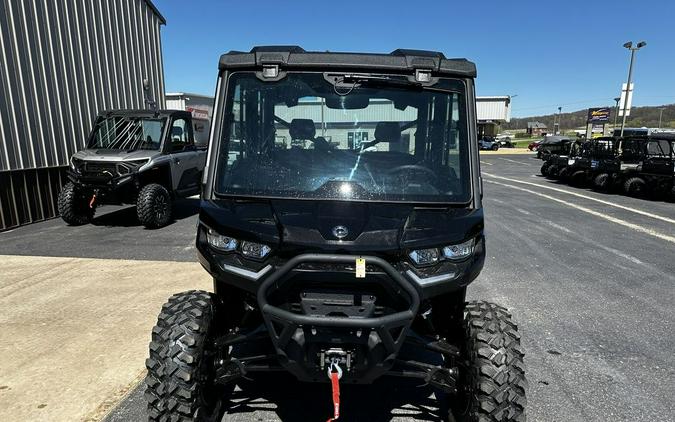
xmin=289 ymin=118 xmax=316 ymax=141
xmin=171 ymin=126 xmax=184 ymax=142
xmin=171 ymin=126 xmax=185 ymax=151
xmin=374 ymin=122 xmax=401 ymax=143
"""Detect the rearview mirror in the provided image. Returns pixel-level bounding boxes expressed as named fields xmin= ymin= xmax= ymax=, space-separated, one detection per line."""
xmin=325 ymin=95 xmax=369 ymax=110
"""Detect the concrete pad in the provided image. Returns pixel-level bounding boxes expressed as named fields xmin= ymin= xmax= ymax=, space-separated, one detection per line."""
xmin=0 ymin=255 xmax=211 ymax=422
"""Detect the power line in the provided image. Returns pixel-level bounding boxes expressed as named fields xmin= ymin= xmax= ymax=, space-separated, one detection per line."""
xmin=512 ymin=98 xmax=614 ymax=112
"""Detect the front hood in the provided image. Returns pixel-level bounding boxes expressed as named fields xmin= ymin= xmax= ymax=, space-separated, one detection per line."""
xmin=72 ymin=149 xmax=160 ymax=162
xmin=199 ymin=199 xmax=484 ymax=255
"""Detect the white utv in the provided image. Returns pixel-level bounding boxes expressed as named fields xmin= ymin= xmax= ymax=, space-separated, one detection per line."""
xmin=58 ymin=109 xmax=207 ymax=228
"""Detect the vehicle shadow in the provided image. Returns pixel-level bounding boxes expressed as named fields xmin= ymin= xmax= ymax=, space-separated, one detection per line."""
xmin=91 ymin=198 xmax=200 ymax=228
xmin=535 ymin=176 xmax=675 ymax=202
xmin=222 ymin=373 xmax=449 ymax=422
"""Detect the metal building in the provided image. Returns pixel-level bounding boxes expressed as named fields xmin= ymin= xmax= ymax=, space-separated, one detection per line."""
xmin=166 ymin=92 xmax=215 ymax=147
xmin=476 ymin=96 xmax=512 ymax=136
xmin=0 ymin=0 xmax=166 ymax=230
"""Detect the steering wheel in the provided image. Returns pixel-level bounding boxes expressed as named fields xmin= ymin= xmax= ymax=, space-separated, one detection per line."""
xmin=386 ymin=164 xmax=437 ymax=182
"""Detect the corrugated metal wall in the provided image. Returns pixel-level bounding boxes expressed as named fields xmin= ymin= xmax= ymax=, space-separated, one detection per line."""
xmin=476 ymin=97 xmax=511 ymax=122
xmin=0 ymin=0 xmax=165 ymax=230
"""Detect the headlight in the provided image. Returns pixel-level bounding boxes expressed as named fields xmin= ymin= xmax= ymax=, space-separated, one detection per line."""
xmin=409 ymin=238 xmax=475 ymax=266
xmin=408 ymin=248 xmax=440 ymax=266
xmin=241 ymin=241 xmax=271 ymax=259
xmin=70 ymin=157 xmax=82 ymax=171
xmin=118 ymin=159 xmax=150 ymax=175
xmin=442 ymin=238 xmax=475 ymax=261
xmin=206 ymin=229 xmax=271 ymax=259
xmin=206 ymin=229 xmax=238 ymax=251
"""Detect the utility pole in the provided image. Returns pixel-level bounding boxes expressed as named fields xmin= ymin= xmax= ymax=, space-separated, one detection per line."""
xmin=613 ymin=97 xmax=621 ymax=134
xmin=658 ymin=107 xmax=665 ymax=129
xmin=620 ymin=41 xmax=646 ymax=137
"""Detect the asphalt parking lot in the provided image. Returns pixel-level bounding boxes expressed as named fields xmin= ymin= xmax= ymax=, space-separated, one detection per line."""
xmin=1 ymin=153 xmax=674 ymax=422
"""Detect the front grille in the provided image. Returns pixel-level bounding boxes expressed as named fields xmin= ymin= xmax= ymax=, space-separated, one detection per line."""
xmin=295 ymin=262 xmax=386 ymax=273
xmin=80 ymin=162 xmax=120 ymax=183
xmin=84 ymin=162 xmax=118 ymax=173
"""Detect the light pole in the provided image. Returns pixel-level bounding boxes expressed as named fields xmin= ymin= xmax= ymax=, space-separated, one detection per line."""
xmin=620 ymin=41 xmax=646 ymax=136
xmin=658 ymin=107 xmax=665 ymax=129
xmin=557 ymin=106 xmax=562 ymax=134
xmin=613 ymin=97 xmax=621 ymax=133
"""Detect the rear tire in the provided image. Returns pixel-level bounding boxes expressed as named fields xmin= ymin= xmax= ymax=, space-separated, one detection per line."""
xmin=557 ymin=166 xmax=570 ymax=181
xmin=623 ymin=177 xmax=646 ymax=197
xmin=540 ymin=162 xmax=550 ymax=176
xmin=145 ymin=290 xmax=228 ymax=422
xmin=569 ymin=170 xmax=586 ymax=187
xmin=593 ymin=173 xmax=610 ymax=191
xmin=491 ymin=144 xmax=500 ymax=151
xmin=57 ymin=182 xmax=94 ymax=225
xmin=137 ymin=183 xmax=172 ymax=228
xmin=451 ymin=301 xmax=527 ymax=422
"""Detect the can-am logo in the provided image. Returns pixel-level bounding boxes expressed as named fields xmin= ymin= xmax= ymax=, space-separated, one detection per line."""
xmin=332 ymin=225 xmax=349 ymax=239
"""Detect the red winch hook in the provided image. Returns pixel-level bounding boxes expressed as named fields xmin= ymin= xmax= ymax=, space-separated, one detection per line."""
xmin=325 ymin=360 xmax=342 ymax=422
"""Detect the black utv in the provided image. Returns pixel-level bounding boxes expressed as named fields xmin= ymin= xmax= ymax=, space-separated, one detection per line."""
xmin=536 ymin=135 xmax=573 ymax=160
xmin=560 ymin=137 xmax=616 ymax=187
xmin=146 ymin=46 xmax=527 ymax=422
xmin=540 ymin=138 xmax=584 ymax=180
xmin=617 ymin=135 xmax=675 ymax=198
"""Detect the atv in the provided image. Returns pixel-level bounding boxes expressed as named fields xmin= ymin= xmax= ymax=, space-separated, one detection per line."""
xmin=58 ymin=102 xmax=207 ymax=228
xmin=146 ymin=46 xmax=527 ymax=422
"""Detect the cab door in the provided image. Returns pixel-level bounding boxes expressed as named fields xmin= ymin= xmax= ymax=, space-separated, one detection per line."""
xmin=167 ymin=117 xmax=206 ymax=197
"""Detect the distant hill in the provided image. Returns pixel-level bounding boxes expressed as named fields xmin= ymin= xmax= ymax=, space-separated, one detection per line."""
xmin=504 ymin=104 xmax=675 ymax=131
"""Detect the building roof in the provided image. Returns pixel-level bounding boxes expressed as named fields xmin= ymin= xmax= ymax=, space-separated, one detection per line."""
xmin=477 ymin=96 xmax=512 ymax=102
xmin=166 ymin=92 xmax=214 ymax=100
xmin=527 ymin=121 xmax=547 ymax=129
xmin=143 ymin=0 xmax=166 ymax=25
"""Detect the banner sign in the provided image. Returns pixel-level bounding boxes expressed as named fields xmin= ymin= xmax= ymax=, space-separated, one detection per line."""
xmin=186 ymin=107 xmax=210 ymax=120
xmin=587 ymin=107 xmax=611 ymax=123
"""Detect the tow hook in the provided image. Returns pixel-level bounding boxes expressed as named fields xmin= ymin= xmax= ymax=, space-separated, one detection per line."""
xmin=89 ymin=192 xmax=97 ymax=208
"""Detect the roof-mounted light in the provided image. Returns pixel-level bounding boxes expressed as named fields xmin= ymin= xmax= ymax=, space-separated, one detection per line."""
xmin=262 ymin=64 xmax=279 ymax=78
xmin=415 ymin=69 xmax=432 ymax=83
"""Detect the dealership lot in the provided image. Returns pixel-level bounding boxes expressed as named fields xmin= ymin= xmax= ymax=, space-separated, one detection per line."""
xmin=1 ymin=154 xmax=673 ymax=422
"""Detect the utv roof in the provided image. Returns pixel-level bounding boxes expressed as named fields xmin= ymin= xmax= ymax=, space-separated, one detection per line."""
xmin=541 ymin=135 xmax=574 ymax=145
xmin=218 ymin=46 xmax=477 ymax=78
xmin=99 ymin=109 xmax=191 ymax=118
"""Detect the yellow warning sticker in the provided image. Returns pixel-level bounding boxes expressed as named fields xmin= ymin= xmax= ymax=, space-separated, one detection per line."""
xmin=355 ymin=258 xmax=366 ymax=278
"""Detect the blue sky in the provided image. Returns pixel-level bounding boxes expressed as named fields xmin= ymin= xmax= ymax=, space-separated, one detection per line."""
xmin=154 ymin=0 xmax=675 ymax=117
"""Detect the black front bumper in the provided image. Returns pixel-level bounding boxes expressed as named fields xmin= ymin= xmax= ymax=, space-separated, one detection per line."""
xmin=253 ymin=254 xmax=419 ymax=383
xmin=67 ymin=169 xmax=138 ymax=204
